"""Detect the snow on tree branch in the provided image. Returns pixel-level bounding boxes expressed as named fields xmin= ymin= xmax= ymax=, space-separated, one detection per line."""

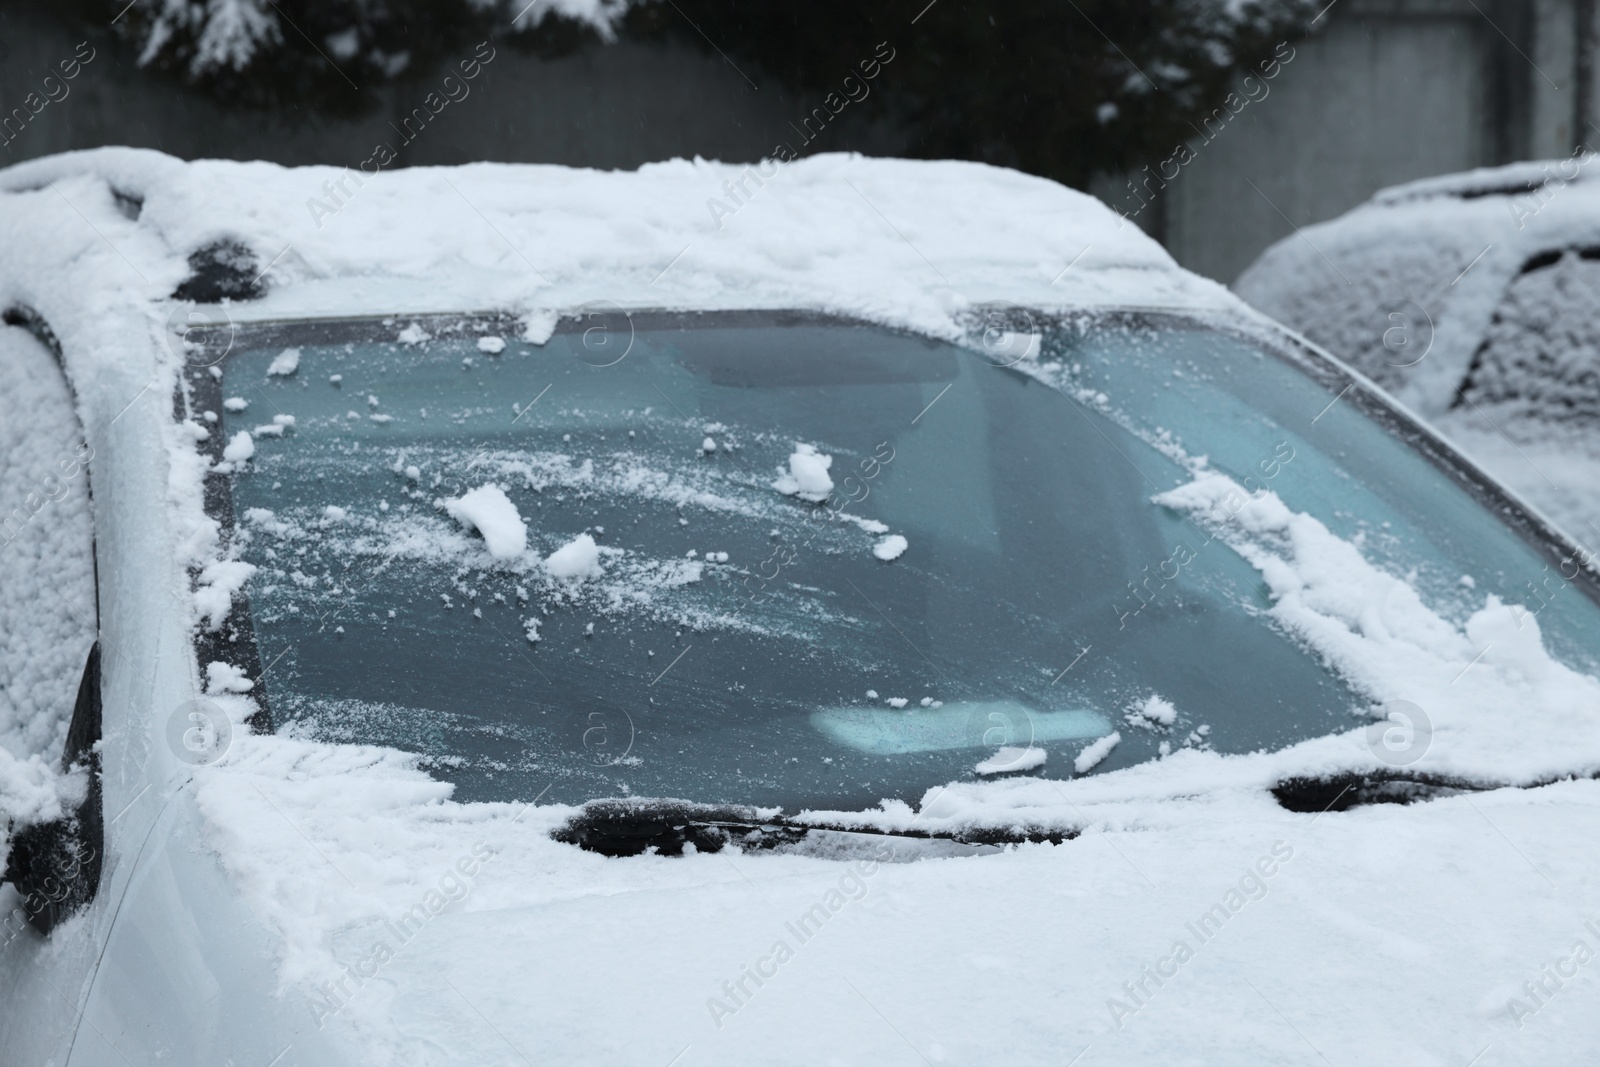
xmin=120 ymin=0 xmax=631 ymax=80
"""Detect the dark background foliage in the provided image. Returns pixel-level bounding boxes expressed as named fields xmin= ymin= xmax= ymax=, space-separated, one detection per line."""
xmin=79 ymin=0 xmax=1316 ymax=188
xmin=629 ymin=1 xmax=1314 ymax=186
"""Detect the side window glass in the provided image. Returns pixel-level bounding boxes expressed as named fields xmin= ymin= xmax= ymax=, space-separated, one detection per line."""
xmin=1459 ymin=250 xmax=1600 ymax=425
xmin=1 ymin=322 xmax=99 ymax=933
xmin=0 ymin=323 xmax=96 ymax=763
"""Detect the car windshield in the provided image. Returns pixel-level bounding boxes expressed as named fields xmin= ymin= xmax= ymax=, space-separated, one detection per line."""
xmin=202 ymin=310 xmax=1600 ymax=812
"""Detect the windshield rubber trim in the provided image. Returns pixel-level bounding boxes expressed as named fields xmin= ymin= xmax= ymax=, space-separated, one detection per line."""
xmin=178 ymin=368 xmax=271 ymax=732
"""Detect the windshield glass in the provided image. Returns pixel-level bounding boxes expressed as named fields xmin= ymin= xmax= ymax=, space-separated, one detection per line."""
xmin=204 ymin=311 xmax=1600 ymax=812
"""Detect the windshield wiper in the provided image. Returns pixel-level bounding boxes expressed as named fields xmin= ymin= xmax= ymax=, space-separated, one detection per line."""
xmin=1273 ymin=769 xmax=1509 ymax=813
xmin=553 ymin=797 xmax=1075 ymax=858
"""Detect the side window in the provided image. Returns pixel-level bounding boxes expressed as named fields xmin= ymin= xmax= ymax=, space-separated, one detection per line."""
xmin=0 ymin=321 xmax=99 ymax=933
xmin=1458 ymin=249 xmax=1600 ymax=424
xmin=0 ymin=323 xmax=96 ymax=763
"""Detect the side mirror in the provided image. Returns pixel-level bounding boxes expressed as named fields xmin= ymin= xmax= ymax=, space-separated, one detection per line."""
xmin=2 ymin=643 xmax=104 ymax=936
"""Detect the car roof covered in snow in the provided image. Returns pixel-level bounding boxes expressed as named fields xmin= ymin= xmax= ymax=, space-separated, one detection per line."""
xmin=1235 ymin=154 xmax=1600 ymax=415
xmin=0 ymin=147 xmax=1236 ymax=346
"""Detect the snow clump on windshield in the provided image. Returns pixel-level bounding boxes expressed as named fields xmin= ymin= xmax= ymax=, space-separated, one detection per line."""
xmin=442 ymin=485 xmax=528 ymax=559
xmin=546 ymin=533 xmax=603 ymax=580
xmin=873 ymin=534 xmax=908 ymax=561
xmin=976 ymin=746 xmax=1047 ymax=775
xmin=266 ymin=348 xmax=300 ymax=376
xmin=193 ymin=559 xmax=257 ymax=630
xmin=1136 ymin=694 xmax=1177 ymax=726
xmin=205 ymin=660 xmax=255 ymax=693
xmin=773 ymin=443 xmax=834 ymax=502
xmin=222 ymin=430 xmax=254 ymax=463
xmin=1075 ymin=731 xmax=1121 ymax=773
xmin=521 ymin=310 xmax=559 ymax=344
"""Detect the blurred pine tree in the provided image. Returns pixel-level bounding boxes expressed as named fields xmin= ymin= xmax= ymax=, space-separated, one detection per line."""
xmin=87 ymin=0 xmax=1317 ymax=185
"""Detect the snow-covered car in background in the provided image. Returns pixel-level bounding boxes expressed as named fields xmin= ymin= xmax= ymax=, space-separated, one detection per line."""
xmin=1236 ymin=158 xmax=1600 ymax=544
xmin=2 ymin=149 xmax=1599 ymax=1066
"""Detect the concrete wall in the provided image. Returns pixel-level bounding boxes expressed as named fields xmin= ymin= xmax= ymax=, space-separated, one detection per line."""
xmin=0 ymin=6 xmax=829 ymax=173
xmin=1151 ymin=0 xmax=1600 ymax=283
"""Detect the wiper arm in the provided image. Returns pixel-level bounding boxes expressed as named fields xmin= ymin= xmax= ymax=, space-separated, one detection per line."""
xmin=553 ymin=797 xmax=1074 ymax=858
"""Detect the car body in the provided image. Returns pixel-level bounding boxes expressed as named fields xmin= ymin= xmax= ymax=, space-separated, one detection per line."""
xmin=2 ymin=148 xmax=1600 ymax=1065
xmin=1236 ymin=156 xmax=1600 ymax=543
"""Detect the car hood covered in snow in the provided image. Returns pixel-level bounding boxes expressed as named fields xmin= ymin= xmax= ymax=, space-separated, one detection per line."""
xmin=2 ymin=149 xmax=1599 ymax=1065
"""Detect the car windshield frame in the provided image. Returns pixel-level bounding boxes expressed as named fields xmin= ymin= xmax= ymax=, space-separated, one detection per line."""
xmin=179 ymin=305 xmax=1600 ymax=808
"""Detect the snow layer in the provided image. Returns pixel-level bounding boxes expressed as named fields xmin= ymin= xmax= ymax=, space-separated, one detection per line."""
xmin=0 ymin=148 xmax=1229 ymax=344
xmin=0 ymin=326 xmax=98 ymax=874
xmin=0 ymin=329 xmax=95 ymax=766
xmin=0 ymin=748 xmax=71 ymax=838
xmin=1464 ymin=252 xmax=1600 ymax=421
xmin=1154 ymin=470 xmax=1600 ymax=782
xmin=1234 ymin=158 xmax=1600 ymax=414
xmin=186 ymin=728 xmax=1600 ymax=1065
xmin=8 ymin=148 xmax=1597 ymax=1064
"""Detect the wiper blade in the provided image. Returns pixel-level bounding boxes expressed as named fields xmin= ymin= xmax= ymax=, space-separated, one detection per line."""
xmin=1273 ymin=769 xmax=1495 ymax=813
xmin=553 ymin=797 xmax=1075 ymax=858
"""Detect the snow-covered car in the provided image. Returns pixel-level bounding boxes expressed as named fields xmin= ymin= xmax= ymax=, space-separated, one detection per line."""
xmin=1236 ymin=158 xmax=1600 ymax=543
xmin=3 ymin=148 xmax=1600 ymax=1066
